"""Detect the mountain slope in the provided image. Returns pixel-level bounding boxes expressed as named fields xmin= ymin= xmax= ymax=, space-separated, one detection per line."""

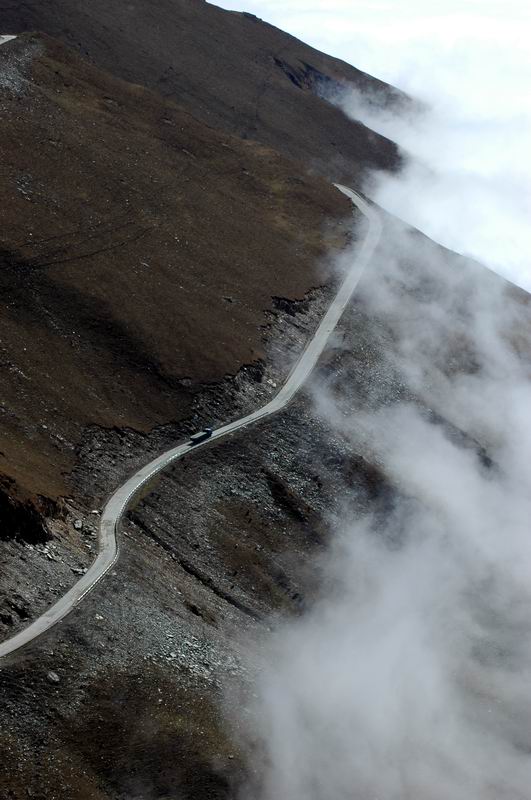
xmin=1 ymin=0 xmax=404 ymax=183
xmin=1 ymin=10 xmax=531 ymax=800
xmin=0 ymin=32 xmax=353 ymax=504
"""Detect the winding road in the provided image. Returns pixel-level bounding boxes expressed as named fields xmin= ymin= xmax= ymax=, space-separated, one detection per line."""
xmin=0 ymin=185 xmax=381 ymax=658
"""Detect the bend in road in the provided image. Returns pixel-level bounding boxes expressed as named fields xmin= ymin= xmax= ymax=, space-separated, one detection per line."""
xmin=0 ymin=186 xmax=382 ymax=658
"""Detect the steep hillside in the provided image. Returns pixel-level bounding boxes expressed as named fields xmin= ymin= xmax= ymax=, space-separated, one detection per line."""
xmin=0 ymin=32 xmax=353 ymax=505
xmin=6 ymin=10 xmax=520 ymax=800
xmin=1 ymin=0 xmax=404 ymax=183
xmin=1 ymin=9 xmax=530 ymax=800
xmin=2 ymin=205 xmax=528 ymax=799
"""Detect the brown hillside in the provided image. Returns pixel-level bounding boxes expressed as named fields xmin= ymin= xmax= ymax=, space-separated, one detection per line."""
xmin=0 ymin=33 xmax=354 ymax=500
xmin=1 ymin=0 xmax=404 ymax=183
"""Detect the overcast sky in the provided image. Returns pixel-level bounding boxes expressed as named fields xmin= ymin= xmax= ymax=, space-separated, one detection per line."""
xmin=212 ymin=0 xmax=531 ymax=289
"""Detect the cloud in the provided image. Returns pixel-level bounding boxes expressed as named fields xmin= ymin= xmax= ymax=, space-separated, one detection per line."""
xmin=212 ymin=0 xmax=531 ymax=289
xmin=232 ymin=212 xmax=531 ymax=799
xmin=334 ymin=47 xmax=531 ymax=289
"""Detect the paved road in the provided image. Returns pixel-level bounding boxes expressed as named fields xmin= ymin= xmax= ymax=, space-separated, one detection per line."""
xmin=0 ymin=186 xmax=381 ymax=658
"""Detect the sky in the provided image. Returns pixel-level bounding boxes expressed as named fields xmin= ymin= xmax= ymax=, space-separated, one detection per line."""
xmin=212 ymin=0 xmax=531 ymax=289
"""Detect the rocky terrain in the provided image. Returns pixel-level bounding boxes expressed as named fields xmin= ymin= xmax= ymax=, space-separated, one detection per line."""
xmin=2 ymin=195 xmax=528 ymax=799
xmin=1 ymin=3 xmax=529 ymax=799
xmin=0 ymin=215 xmax=390 ymax=799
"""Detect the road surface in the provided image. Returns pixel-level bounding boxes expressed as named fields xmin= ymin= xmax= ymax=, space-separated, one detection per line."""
xmin=0 ymin=185 xmax=382 ymax=658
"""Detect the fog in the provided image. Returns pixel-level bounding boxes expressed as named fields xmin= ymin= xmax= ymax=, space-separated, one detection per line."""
xmin=234 ymin=214 xmax=531 ymax=799
xmin=335 ymin=63 xmax=531 ymax=291
xmin=337 ymin=6 xmax=531 ymax=292
xmin=213 ymin=0 xmax=531 ymax=291
xmin=227 ymin=10 xmax=531 ymax=797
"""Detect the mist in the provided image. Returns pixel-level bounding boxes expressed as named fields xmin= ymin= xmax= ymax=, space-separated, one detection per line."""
xmin=234 ymin=219 xmax=531 ymax=799
xmin=335 ymin=62 xmax=531 ymax=291
xmin=226 ymin=11 xmax=531 ymax=797
xmin=214 ymin=0 xmax=531 ymax=291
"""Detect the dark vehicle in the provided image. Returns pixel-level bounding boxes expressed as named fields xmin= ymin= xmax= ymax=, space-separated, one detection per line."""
xmin=189 ymin=427 xmax=213 ymax=446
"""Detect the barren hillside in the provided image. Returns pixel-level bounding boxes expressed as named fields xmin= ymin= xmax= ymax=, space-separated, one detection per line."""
xmin=0 ymin=32 xmax=355 ymax=506
xmin=1 ymin=0 xmax=404 ymax=183
xmin=2 ymin=6 xmax=526 ymax=800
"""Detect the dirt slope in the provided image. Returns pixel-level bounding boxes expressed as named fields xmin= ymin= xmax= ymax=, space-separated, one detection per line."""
xmin=0 ymin=33 xmax=354 ymax=502
xmin=1 ymin=0 xmax=404 ymax=183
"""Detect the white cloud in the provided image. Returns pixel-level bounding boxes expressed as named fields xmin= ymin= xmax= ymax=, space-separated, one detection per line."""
xmin=211 ymin=0 xmax=531 ymax=288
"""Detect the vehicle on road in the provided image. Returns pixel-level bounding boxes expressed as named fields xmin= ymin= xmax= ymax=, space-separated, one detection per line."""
xmin=189 ymin=427 xmax=213 ymax=445
xmin=0 ymin=187 xmax=379 ymax=659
